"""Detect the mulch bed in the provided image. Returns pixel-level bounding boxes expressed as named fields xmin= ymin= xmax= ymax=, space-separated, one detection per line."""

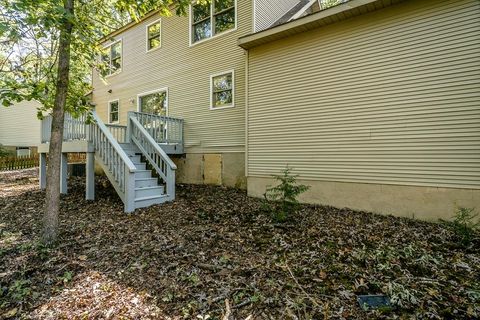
xmin=0 ymin=169 xmax=479 ymax=319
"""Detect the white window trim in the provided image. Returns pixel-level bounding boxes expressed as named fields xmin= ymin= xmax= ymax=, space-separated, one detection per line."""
xmin=210 ymin=69 xmax=235 ymax=110
xmin=137 ymin=87 xmax=169 ymax=115
xmin=108 ymin=99 xmax=120 ymax=124
xmin=189 ymin=0 xmax=238 ymax=47
xmin=102 ymin=38 xmax=123 ymax=78
xmin=145 ymin=18 xmax=162 ymax=53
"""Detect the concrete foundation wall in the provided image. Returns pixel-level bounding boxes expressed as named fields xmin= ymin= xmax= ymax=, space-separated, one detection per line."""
xmin=173 ymin=152 xmax=246 ymax=189
xmin=93 ymin=152 xmax=246 ymax=189
xmin=248 ymin=176 xmax=480 ymax=221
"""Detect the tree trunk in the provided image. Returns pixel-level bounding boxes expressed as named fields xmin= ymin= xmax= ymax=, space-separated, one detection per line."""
xmin=43 ymin=0 xmax=75 ymax=246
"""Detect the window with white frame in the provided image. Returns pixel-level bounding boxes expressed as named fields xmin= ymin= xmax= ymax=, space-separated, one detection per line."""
xmin=109 ymin=100 xmax=119 ymax=123
xmin=138 ymin=89 xmax=168 ymax=116
xmin=210 ymin=71 xmax=234 ymax=109
xmin=146 ymin=19 xmax=161 ymax=51
xmin=191 ymin=0 xmax=235 ymax=44
xmin=101 ymin=40 xmax=122 ymax=76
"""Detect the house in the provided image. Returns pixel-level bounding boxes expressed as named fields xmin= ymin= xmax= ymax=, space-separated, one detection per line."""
xmin=39 ymin=0 xmax=480 ymax=219
xmin=90 ymin=0 xmax=301 ymax=189
xmin=239 ymin=0 xmax=480 ymax=220
xmin=0 ymin=100 xmax=42 ymax=157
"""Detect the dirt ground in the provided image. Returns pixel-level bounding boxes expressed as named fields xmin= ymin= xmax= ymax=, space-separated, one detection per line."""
xmin=0 ymin=169 xmax=479 ymax=319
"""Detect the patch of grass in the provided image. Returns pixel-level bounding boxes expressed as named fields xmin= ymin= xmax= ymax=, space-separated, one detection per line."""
xmin=385 ymin=282 xmax=419 ymax=309
xmin=60 ymin=271 xmax=74 ymax=284
xmin=8 ymin=279 xmax=31 ymax=301
xmin=35 ymin=241 xmax=52 ymax=260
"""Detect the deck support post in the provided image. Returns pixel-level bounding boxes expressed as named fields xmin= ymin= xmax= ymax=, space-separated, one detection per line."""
xmin=126 ymin=112 xmax=132 ymax=143
xmin=39 ymin=153 xmax=47 ymax=190
xmin=124 ymin=163 xmax=136 ymax=213
xmin=167 ymin=166 xmax=175 ymax=201
xmin=86 ymin=152 xmax=95 ymax=200
xmin=60 ymin=153 xmax=68 ymax=194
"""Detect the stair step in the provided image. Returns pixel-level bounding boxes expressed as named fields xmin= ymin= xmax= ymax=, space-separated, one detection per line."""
xmin=135 ymin=163 xmax=146 ymax=170
xmin=129 ymin=155 xmax=142 ymax=163
xmin=119 ymin=143 xmax=138 ymax=149
xmin=134 ymin=194 xmax=168 ymax=209
xmin=124 ymin=151 xmax=137 ymax=156
xmin=119 ymin=143 xmax=131 ymax=148
xmin=135 ymin=170 xmax=152 ymax=179
xmin=135 ymin=178 xmax=158 ymax=188
xmin=135 ymin=185 xmax=165 ymax=198
xmin=120 ymin=144 xmax=140 ymax=155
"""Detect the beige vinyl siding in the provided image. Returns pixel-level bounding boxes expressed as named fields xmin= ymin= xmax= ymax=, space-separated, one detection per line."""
xmin=253 ymin=0 xmax=300 ymax=31
xmin=0 ymin=100 xmax=41 ymax=147
xmin=91 ymin=0 xmax=252 ymax=154
xmin=247 ymin=0 xmax=480 ymax=189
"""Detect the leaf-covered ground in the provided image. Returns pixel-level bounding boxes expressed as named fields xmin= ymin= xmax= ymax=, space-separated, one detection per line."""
xmin=0 ymin=169 xmax=479 ymax=319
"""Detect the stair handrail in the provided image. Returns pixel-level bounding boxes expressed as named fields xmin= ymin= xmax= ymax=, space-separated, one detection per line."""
xmin=90 ymin=111 xmax=137 ymax=211
xmin=129 ymin=115 xmax=177 ymax=200
xmin=91 ymin=111 xmax=137 ymax=172
xmin=128 ymin=111 xmax=184 ymax=144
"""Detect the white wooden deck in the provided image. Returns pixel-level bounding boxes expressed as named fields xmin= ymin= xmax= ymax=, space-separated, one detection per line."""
xmin=38 ymin=111 xmax=184 ymax=212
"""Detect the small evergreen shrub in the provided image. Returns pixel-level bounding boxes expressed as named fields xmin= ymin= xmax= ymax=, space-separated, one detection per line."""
xmin=0 ymin=144 xmax=10 ymax=157
xmin=450 ymin=207 xmax=479 ymax=247
xmin=263 ymin=166 xmax=310 ymax=223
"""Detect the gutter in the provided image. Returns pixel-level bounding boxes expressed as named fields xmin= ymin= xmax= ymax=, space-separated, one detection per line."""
xmin=238 ymin=0 xmax=401 ymax=49
xmin=99 ymin=10 xmax=159 ymax=43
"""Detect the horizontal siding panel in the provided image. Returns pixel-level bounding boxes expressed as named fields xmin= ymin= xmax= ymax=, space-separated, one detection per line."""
xmin=249 ymin=98 xmax=480 ymax=118
xmin=247 ymin=0 xmax=480 ymax=189
xmin=91 ymin=1 xmax=253 ymax=152
xmin=0 ymin=101 xmax=42 ymax=146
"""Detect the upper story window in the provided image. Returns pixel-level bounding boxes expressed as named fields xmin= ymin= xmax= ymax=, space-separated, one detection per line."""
xmin=101 ymin=40 xmax=122 ymax=77
xmin=210 ymin=70 xmax=234 ymax=109
xmin=191 ymin=0 xmax=236 ymax=44
xmin=146 ymin=19 xmax=161 ymax=51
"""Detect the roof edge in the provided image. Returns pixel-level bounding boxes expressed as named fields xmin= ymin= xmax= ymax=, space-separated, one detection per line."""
xmin=99 ymin=10 xmax=158 ymax=44
xmin=238 ymin=0 xmax=387 ymax=49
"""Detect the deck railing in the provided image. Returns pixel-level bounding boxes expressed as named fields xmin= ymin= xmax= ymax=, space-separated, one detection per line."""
xmin=89 ymin=111 xmax=137 ymax=211
xmin=105 ymin=124 xmax=127 ymax=143
xmin=41 ymin=113 xmax=89 ymax=143
xmin=128 ymin=112 xmax=184 ymax=145
xmin=41 ymin=112 xmax=183 ymax=147
xmin=39 ymin=111 xmax=182 ymax=211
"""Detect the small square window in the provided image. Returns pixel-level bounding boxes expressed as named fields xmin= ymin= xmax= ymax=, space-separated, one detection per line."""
xmin=211 ymin=71 xmax=234 ymax=109
xmin=109 ymin=100 xmax=119 ymax=123
xmin=146 ymin=20 xmax=161 ymax=51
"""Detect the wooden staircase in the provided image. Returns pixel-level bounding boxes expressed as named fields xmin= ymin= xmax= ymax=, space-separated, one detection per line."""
xmin=120 ymin=143 xmax=169 ymax=209
xmin=39 ymin=111 xmax=184 ymax=213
